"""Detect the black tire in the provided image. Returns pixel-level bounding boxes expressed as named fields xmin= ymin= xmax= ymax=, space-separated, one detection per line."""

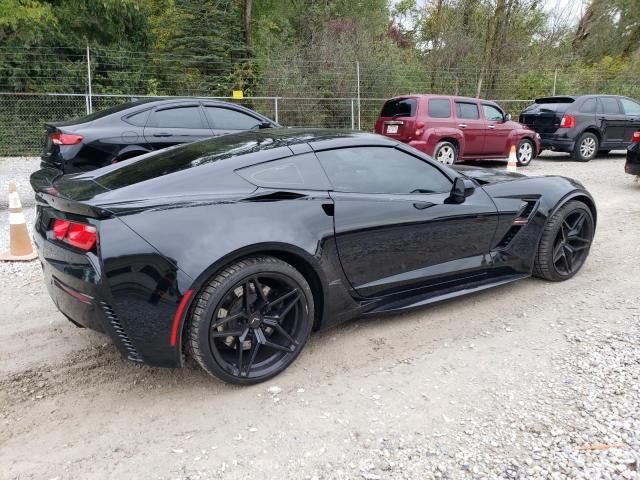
xmin=533 ymin=201 xmax=594 ymax=282
xmin=188 ymin=255 xmax=314 ymax=385
xmin=516 ymin=138 xmax=535 ymax=166
xmin=433 ymin=141 xmax=458 ymax=165
xmin=571 ymin=132 xmax=599 ymax=162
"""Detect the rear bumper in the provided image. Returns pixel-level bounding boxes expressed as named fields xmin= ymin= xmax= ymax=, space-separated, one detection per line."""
xmin=539 ymin=135 xmax=574 ymax=152
xmin=626 ymin=144 xmax=640 ymax=175
xmin=33 ymin=211 xmax=189 ymax=368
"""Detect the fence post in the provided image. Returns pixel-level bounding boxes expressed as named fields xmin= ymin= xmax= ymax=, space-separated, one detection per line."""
xmin=356 ymin=61 xmax=361 ymax=130
xmin=274 ymin=97 xmax=279 ymax=123
xmin=350 ymin=98 xmax=355 ymax=130
xmin=86 ymin=42 xmax=93 ymax=114
xmin=552 ymin=69 xmax=558 ymax=96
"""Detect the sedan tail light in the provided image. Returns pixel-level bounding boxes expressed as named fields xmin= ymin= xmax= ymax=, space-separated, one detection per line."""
xmin=632 ymin=131 xmax=640 ymax=142
xmin=559 ymin=115 xmax=575 ymax=128
xmin=51 ymin=132 xmax=83 ymax=145
xmin=51 ymin=219 xmax=97 ymax=251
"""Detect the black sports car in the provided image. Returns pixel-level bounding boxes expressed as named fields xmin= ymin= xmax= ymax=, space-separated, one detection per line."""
xmin=31 ymin=129 xmax=597 ymax=384
xmin=41 ymin=98 xmax=278 ymax=173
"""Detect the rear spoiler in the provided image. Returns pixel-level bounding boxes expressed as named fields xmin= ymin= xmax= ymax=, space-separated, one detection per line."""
xmin=30 ymin=168 xmax=110 ymax=218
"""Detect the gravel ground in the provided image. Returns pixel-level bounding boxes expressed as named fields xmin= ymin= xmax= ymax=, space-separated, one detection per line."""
xmin=0 ymin=151 xmax=639 ymax=480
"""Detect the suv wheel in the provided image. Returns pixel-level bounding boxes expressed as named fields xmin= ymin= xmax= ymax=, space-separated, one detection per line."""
xmin=434 ymin=141 xmax=457 ymax=165
xmin=516 ymin=139 xmax=535 ymax=166
xmin=572 ymin=133 xmax=599 ymax=162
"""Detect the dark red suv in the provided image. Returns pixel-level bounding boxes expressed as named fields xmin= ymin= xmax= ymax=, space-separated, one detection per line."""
xmin=374 ymin=95 xmax=540 ymax=166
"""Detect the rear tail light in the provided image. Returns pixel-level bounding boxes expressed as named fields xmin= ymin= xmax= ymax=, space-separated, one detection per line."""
xmin=559 ymin=115 xmax=575 ymax=128
xmin=632 ymin=131 xmax=640 ymax=142
xmin=51 ymin=219 xmax=97 ymax=251
xmin=415 ymin=121 xmax=425 ymax=136
xmin=51 ymin=132 xmax=83 ymax=145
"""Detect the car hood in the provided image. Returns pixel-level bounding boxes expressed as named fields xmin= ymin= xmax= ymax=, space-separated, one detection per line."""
xmin=451 ymin=165 xmax=527 ymax=184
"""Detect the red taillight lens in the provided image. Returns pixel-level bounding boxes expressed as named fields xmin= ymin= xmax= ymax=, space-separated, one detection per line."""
xmin=415 ymin=121 xmax=425 ymax=136
xmin=51 ymin=132 xmax=83 ymax=145
xmin=52 ymin=219 xmax=70 ymax=240
xmin=51 ymin=219 xmax=97 ymax=251
xmin=559 ymin=115 xmax=575 ymax=128
xmin=632 ymin=131 xmax=640 ymax=142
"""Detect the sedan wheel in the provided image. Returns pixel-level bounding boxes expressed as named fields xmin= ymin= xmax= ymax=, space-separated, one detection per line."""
xmin=188 ymin=256 xmax=314 ymax=384
xmin=572 ymin=133 xmax=599 ymax=162
xmin=534 ymin=201 xmax=594 ymax=281
xmin=434 ymin=141 xmax=457 ymax=165
xmin=516 ymin=139 xmax=534 ymax=166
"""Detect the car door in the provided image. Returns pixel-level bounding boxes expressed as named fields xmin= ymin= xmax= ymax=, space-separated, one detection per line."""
xmin=482 ymin=103 xmax=510 ymax=156
xmin=203 ymin=105 xmax=265 ymax=136
xmin=597 ymin=97 xmax=627 ymax=145
xmin=454 ymin=100 xmax=485 ymax=156
xmin=619 ymin=97 xmax=640 ymax=142
xmin=315 ymin=146 xmax=498 ymax=298
xmin=143 ymin=103 xmax=213 ymax=150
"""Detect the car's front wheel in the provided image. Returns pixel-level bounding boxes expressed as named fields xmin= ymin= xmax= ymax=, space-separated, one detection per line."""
xmin=516 ymin=138 xmax=535 ymax=166
xmin=433 ymin=141 xmax=458 ymax=165
xmin=572 ymin=133 xmax=599 ymax=162
xmin=188 ymin=256 xmax=314 ymax=384
xmin=533 ymin=200 xmax=594 ymax=281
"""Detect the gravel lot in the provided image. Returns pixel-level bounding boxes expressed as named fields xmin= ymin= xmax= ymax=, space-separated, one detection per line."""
xmin=0 ymin=152 xmax=639 ymax=480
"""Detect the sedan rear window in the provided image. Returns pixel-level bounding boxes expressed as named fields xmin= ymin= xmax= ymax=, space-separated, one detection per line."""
xmin=380 ymin=98 xmax=417 ymax=118
xmin=428 ymin=99 xmax=451 ymax=118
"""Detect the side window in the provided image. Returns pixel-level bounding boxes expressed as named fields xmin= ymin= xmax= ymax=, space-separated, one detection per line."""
xmin=316 ymin=147 xmax=452 ymax=195
xmin=206 ymin=107 xmax=262 ymax=130
xmin=153 ymin=106 xmax=204 ymax=128
xmin=620 ymin=98 xmax=640 ymax=116
xmin=428 ymin=99 xmax=451 ymax=118
xmin=124 ymin=109 xmax=151 ymax=127
xmin=482 ymin=104 xmax=503 ymax=121
xmin=236 ymin=153 xmax=331 ymax=190
xmin=456 ymin=102 xmax=480 ymax=120
xmin=599 ymin=97 xmax=621 ymax=115
xmin=579 ymin=98 xmax=597 ymax=114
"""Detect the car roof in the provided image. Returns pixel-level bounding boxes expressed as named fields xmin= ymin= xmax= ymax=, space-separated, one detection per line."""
xmin=384 ymin=94 xmax=500 ymax=106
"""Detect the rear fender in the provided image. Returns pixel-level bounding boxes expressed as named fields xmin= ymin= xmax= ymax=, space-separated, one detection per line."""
xmin=425 ymin=128 xmax=465 ymax=155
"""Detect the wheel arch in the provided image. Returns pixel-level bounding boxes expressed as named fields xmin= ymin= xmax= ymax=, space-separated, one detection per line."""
xmin=113 ymin=145 xmax=152 ymax=162
xmin=177 ymin=243 xmax=326 ymax=356
xmin=550 ymin=191 xmax=597 ymax=228
xmin=580 ymin=126 xmax=602 ymax=143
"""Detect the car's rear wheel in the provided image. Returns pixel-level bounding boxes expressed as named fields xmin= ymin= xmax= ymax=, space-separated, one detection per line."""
xmin=516 ymin=138 xmax=535 ymax=166
xmin=572 ymin=133 xmax=599 ymax=162
xmin=188 ymin=256 xmax=314 ymax=385
xmin=534 ymin=200 xmax=594 ymax=281
xmin=434 ymin=141 xmax=457 ymax=165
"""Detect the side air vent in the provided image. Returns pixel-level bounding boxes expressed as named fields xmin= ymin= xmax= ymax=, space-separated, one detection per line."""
xmin=496 ymin=199 xmax=539 ymax=249
xmin=100 ymin=301 xmax=142 ymax=362
xmin=497 ymin=225 xmax=522 ymax=248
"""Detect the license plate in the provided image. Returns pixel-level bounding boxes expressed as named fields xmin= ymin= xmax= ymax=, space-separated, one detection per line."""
xmin=386 ymin=125 xmax=398 ymax=134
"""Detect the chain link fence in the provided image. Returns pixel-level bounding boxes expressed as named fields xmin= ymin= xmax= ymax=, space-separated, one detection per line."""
xmin=2 ymin=46 xmax=640 ymax=156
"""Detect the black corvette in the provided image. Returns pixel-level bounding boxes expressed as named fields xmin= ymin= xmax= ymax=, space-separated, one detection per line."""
xmin=31 ymin=129 xmax=597 ymax=384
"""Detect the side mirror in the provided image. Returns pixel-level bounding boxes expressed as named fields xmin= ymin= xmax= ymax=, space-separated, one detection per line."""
xmin=258 ymin=121 xmax=273 ymax=129
xmin=447 ymin=177 xmax=475 ymax=204
xmin=503 ymin=113 xmax=512 ymax=122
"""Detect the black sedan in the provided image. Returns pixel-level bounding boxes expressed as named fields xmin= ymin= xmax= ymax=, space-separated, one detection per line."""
xmin=41 ymin=98 xmax=278 ymax=173
xmin=31 ymin=129 xmax=597 ymax=384
xmin=625 ymin=131 xmax=640 ymax=176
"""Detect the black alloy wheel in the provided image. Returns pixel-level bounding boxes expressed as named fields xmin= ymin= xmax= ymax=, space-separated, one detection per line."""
xmin=534 ymin=201 xmax=594 ymax=281
xmin=188 ymin=256 xmax=314 ymax=384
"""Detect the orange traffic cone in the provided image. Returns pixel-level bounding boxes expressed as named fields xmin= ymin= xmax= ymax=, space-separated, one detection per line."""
xmin=506 ymin=144 xmax=518 ymax=173
xmin=0 ymin=182 xmax=37 ymax=261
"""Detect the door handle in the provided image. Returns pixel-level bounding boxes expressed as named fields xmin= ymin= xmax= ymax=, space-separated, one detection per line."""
xmin=153 ymin=132 xmax=171 ymax=137
xmin=413 ymin=201 xmax=435 ymax=210
xmin=598 ymin=116 xmax=606 ymax=120
xmin=458 ymin=124 xmax=467 ymax=128
xmin=487 ymin=125 xmax=496 ymax=129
